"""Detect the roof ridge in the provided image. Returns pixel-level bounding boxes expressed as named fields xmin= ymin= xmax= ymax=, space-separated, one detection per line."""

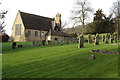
xmin=19 ymin=11 xmax=54 ymax=20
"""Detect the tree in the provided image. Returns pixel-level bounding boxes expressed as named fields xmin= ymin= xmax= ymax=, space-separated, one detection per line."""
xmin=0 ymin=3 xmax=8 ymax=34
xmin=84 ymin=22 xmax=95 ymax=34
xmin=93 ymin=9 xmax=105 ymax=33
xmin=103 ymin=14 xmax=115 ymax=34
xmin=111 ymin=0 xmax=120 ymax=39
xmin=111 ymin=0 xmax=120 ymax=17
xmin=61 ymin=21 xmax=68 ymax=29
xmin=70 ymin=0 xmax=93 ymax=34
xmin=0 ymin=33 xmax=9 ymax=42
xmin=91 ymin=9 xmax=115 ymax=34
xmin=93 ymin=9 xmax=104 ymax=21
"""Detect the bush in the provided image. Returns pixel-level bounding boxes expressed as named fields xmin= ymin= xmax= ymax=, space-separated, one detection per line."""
xmin=0 ymin=33 xmax=9 ymax=42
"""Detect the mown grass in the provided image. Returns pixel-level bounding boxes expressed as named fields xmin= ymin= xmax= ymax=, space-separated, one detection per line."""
xmin=2 ymin=42 xmax=119 ymax=78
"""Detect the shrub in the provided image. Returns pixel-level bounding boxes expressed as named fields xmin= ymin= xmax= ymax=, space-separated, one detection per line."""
xmin=0 ymin=33 xmax=9 ymax=42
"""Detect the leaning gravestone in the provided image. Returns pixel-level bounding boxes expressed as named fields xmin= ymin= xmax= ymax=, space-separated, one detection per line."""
xmin=88 ymin=34 xmax=92 ymax=43
xmin=110 ymin=34 xmax=114 ymax=43
xmin=78 ymin=34 xmax=84 ymax=48
xmin=102 ymin=35 xmax=105 ymax=43
xmin=105 ymin=34 xmax=109 ymax=44
xmin=94 ymin=33 xmax=99 ymax=45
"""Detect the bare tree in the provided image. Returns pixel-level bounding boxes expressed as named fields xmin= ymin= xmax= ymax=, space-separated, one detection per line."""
xmin=111 ymin=0 xmax=120 ymax=17
xmin=61 ymin=21 xmax=68 ymax=29
xmin=0 ymin=3 xmax=8 ymax=34
xmin=70 ymin=0 xmax=93 ymax=34
xmin=111 ymin=0 xmax=120 ymax=39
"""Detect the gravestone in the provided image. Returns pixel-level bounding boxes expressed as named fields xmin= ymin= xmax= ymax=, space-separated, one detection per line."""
xmin=42 ymin=40 xmax=46 ymax=45
xmin=18 ymin=44 xmax=23 ymax=48
xmin=105 ymin=34 xmax=109 ymax=44
xmin=78 ymin=34 xmax=84 ymax=48
xmin=93 ymin=35 xmax=96 ymax=40
xmin=94 ymin=33 xmax=99 ymax=45
xmin=35 ymin=41 xmax=40 ymax=46
xmin=66 ymin=41 xmax=69 ymax=44
xmin=60 ymin=40 xmax=64 ymax=45
xmin=12 ymin=42 xmax=17 ymax=49
xmin=89 ymin=55 xmax=95 ymax=60
xmin=32 ymin=41 xmax=36 ymax=46
xmin=46 ymin=40 xmax=48 ymax=45
xmin=88 ymin=34 xmax=92 ymax=43
xmin=54 ymin=40 xmax=57 ymax=45
xmin=48 ymin=40 xmax=52 ymax=45
xmin=114 ymin=36 xmax=118 ymax=43
xmin=110 ymin=34 xmax=114 ymax=43
xmin=102 ymin=35 xmax=105 ymax=42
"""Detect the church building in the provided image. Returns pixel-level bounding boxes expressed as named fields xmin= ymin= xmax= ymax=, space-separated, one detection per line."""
xmin=11 ymin=10 xmax=77 ymax=43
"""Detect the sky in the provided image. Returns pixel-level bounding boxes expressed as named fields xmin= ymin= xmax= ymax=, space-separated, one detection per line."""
xmin=0 ymin=0 xmax=117 ymax=36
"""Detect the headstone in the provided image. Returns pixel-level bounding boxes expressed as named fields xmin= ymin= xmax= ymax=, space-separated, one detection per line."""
xmin=12 ymin=42 xmax=17 ymax=49
xmin=18 ymin=44 xmax=23 ymax=48
xmin=88 ymin=34 xmax=92 ymax=43
xmin=105 ymin=34 xmax=109 ymax=44
xmin=54 ymin=40 xmax=57 ymax=45
xmin=110 ymin=34 xmax=114 ymax=43
xmin=89 ymin=55 xmax=95 ymax=60
xmin=102 ymin=35 xmax=105 ymax=43
xmin=48 ymin=40 xmax=52 ymax=45
xmin=60 ymin=40 xmax=64 ymax=45
xmin=46 ymin=40 xmax=48 ymax=45
xmin=94 ymin=33 xmax=99 ymax=45
xmin=35 ymin=41 xmax=40 ymax=46
xmin=66 ymin=40 xmax=69 ymax=44
xmin=93 ymin=35 xmax=96 ymax=40
xmin=32 ymin=41 xmax=35 ymax=46
xmin=78 ymin=34 xmax=84 ymax=48
xmin=114 ymin=36 xmax=118 ymax=43
xmin=42 ymin=40 xmax=46 ymax=45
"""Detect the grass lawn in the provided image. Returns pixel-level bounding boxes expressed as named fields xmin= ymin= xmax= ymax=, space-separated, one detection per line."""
xmin=2 ymin=42 xmax=119 ymax=78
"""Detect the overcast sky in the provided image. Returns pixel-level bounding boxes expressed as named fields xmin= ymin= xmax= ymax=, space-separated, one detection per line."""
xmin=0 ymin=0 xmax=116 ymax=36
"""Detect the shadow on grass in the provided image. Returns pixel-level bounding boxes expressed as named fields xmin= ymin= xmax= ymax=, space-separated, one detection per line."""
xmin=2 ymin=42 xmax=73 ymax=54
xmin=2 ymin=42 xmax=53 ymax=54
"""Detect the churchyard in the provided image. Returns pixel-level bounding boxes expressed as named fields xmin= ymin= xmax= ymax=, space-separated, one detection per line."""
xmin=2 ymin=33 xmax=120 ymax=78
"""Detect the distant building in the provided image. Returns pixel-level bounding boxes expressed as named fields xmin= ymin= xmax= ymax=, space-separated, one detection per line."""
xmin=11 ymin=10 xmax=77 ymax=43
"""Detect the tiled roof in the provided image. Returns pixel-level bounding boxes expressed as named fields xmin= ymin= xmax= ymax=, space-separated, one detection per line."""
xmin=20 ymin=11 xmax=54 ymax=31
xmin=46 ymin=29 xmax=77 ymax=37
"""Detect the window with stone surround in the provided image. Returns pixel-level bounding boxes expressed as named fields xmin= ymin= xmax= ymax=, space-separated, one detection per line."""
xmin=35 ymin=31 xmax=38 ymax=37
xmin=15 ymin=24 xmax=21 ymax=35
xmin=41 ymin=32 xmax=44 ymax=36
